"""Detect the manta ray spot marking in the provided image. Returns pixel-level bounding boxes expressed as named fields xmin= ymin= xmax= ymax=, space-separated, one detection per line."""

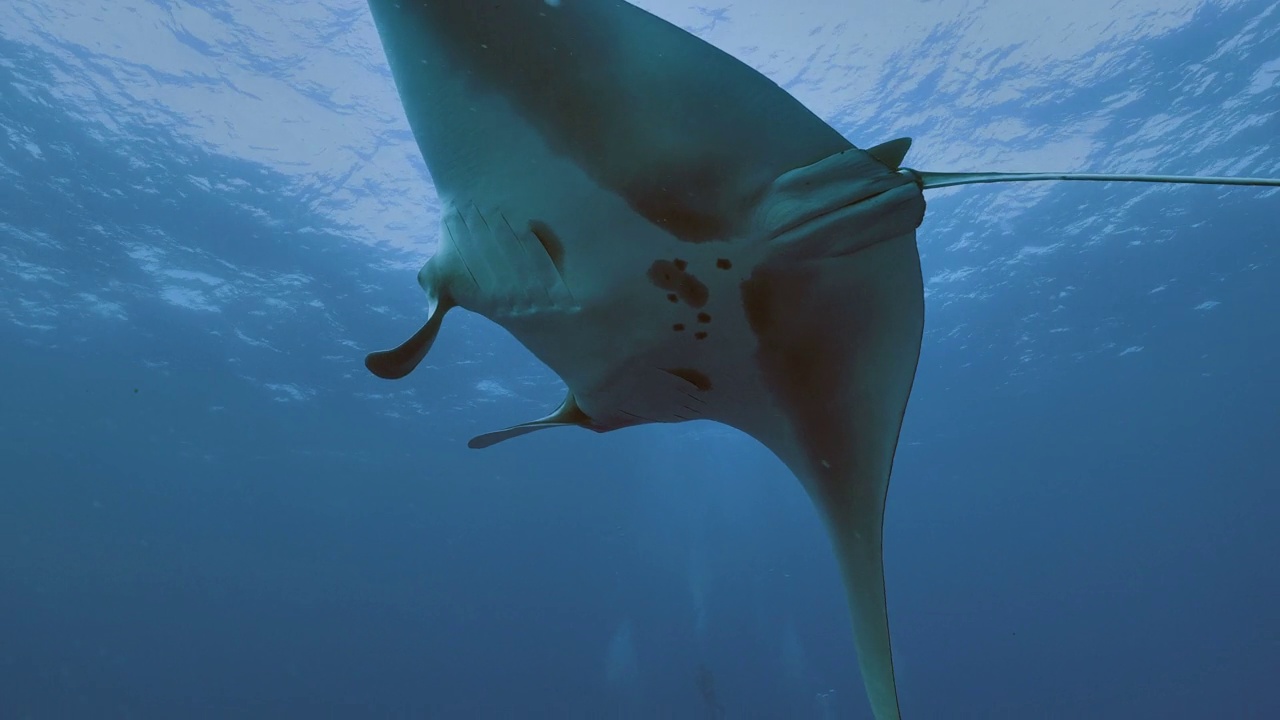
xmin=715 ymin=258 xmax=732 ymax=270
xmin=647 ymin=259 xmax=710 ymax=308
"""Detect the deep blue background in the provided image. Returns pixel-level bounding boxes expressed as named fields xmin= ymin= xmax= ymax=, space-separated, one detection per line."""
xmin=2 ymin=2 xmax=1278 ymax=718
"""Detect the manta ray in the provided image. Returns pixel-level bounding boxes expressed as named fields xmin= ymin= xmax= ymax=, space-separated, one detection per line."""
xmin=358 ymin=1 xmax=1280 ymax=717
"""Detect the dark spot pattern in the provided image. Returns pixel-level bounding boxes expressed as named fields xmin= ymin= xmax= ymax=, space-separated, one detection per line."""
xmin=667 ymin=293 xmax=679 ymax=303
xmin=529 ymin=220 xmax=565 ymax=273
xmin=674 ymin=258 xmax=688 ymax=271
xmin=697 ymin=312 xmax=711 ymax=324
xmin=647 ymin=259 xmax=709 ymax=308
xmin=694 ymin=331 xmax=708 ymax=340
xmin=666 ymin=367 xmax=713 ymax=392
xmin=716 ymin=258 xmax=733 ymax=270
xmin=673 ymin=323 xmax=685 ymax=332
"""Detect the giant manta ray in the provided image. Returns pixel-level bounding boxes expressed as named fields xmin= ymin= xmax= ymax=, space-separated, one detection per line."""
xmin=358 ymin=1 xmax=1279 ymax=717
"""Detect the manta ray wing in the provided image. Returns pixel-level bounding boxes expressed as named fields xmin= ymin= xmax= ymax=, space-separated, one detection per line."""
xmin=739 ymin=231 xmax=923 ymax=719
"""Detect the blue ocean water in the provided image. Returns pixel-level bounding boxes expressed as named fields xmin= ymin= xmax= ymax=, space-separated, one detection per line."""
xmin=2 ymin=1 xmax=1278 ymax=718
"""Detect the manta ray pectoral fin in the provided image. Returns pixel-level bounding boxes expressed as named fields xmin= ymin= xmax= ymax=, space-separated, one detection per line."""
xmin=866 ymin=137 xmax=913 ymax=171
xmin=738 ymin=231 xmax=924 ymax=720
xmin=468 ymin=392 xmax=594 ymax=449
xmin=365 ymin=292 xmax=452 ymax=380
xmin=754 ymin=149 xmax=926 ymax=265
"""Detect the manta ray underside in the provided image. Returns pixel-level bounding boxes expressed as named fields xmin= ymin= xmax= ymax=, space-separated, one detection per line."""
xmin=357 ymin=2 xmax=1280 ymax=718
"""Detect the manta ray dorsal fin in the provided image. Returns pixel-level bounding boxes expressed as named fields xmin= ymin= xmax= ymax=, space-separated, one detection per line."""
xmin=468 ymin=392 xmax=592 ymax=449
xmin=865 ymin=137 xmax=912 ymax=171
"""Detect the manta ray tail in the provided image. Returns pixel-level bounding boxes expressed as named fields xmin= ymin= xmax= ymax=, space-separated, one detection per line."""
xmin=905 ymin=168 xmax=1280 ymax=190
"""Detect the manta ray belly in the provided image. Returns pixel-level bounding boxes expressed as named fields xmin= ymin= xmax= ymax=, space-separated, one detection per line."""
xmin=421 ymin=145 xmax=927 ymax=439
xmin=423 ymin=193 xmax=766 ymax=430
